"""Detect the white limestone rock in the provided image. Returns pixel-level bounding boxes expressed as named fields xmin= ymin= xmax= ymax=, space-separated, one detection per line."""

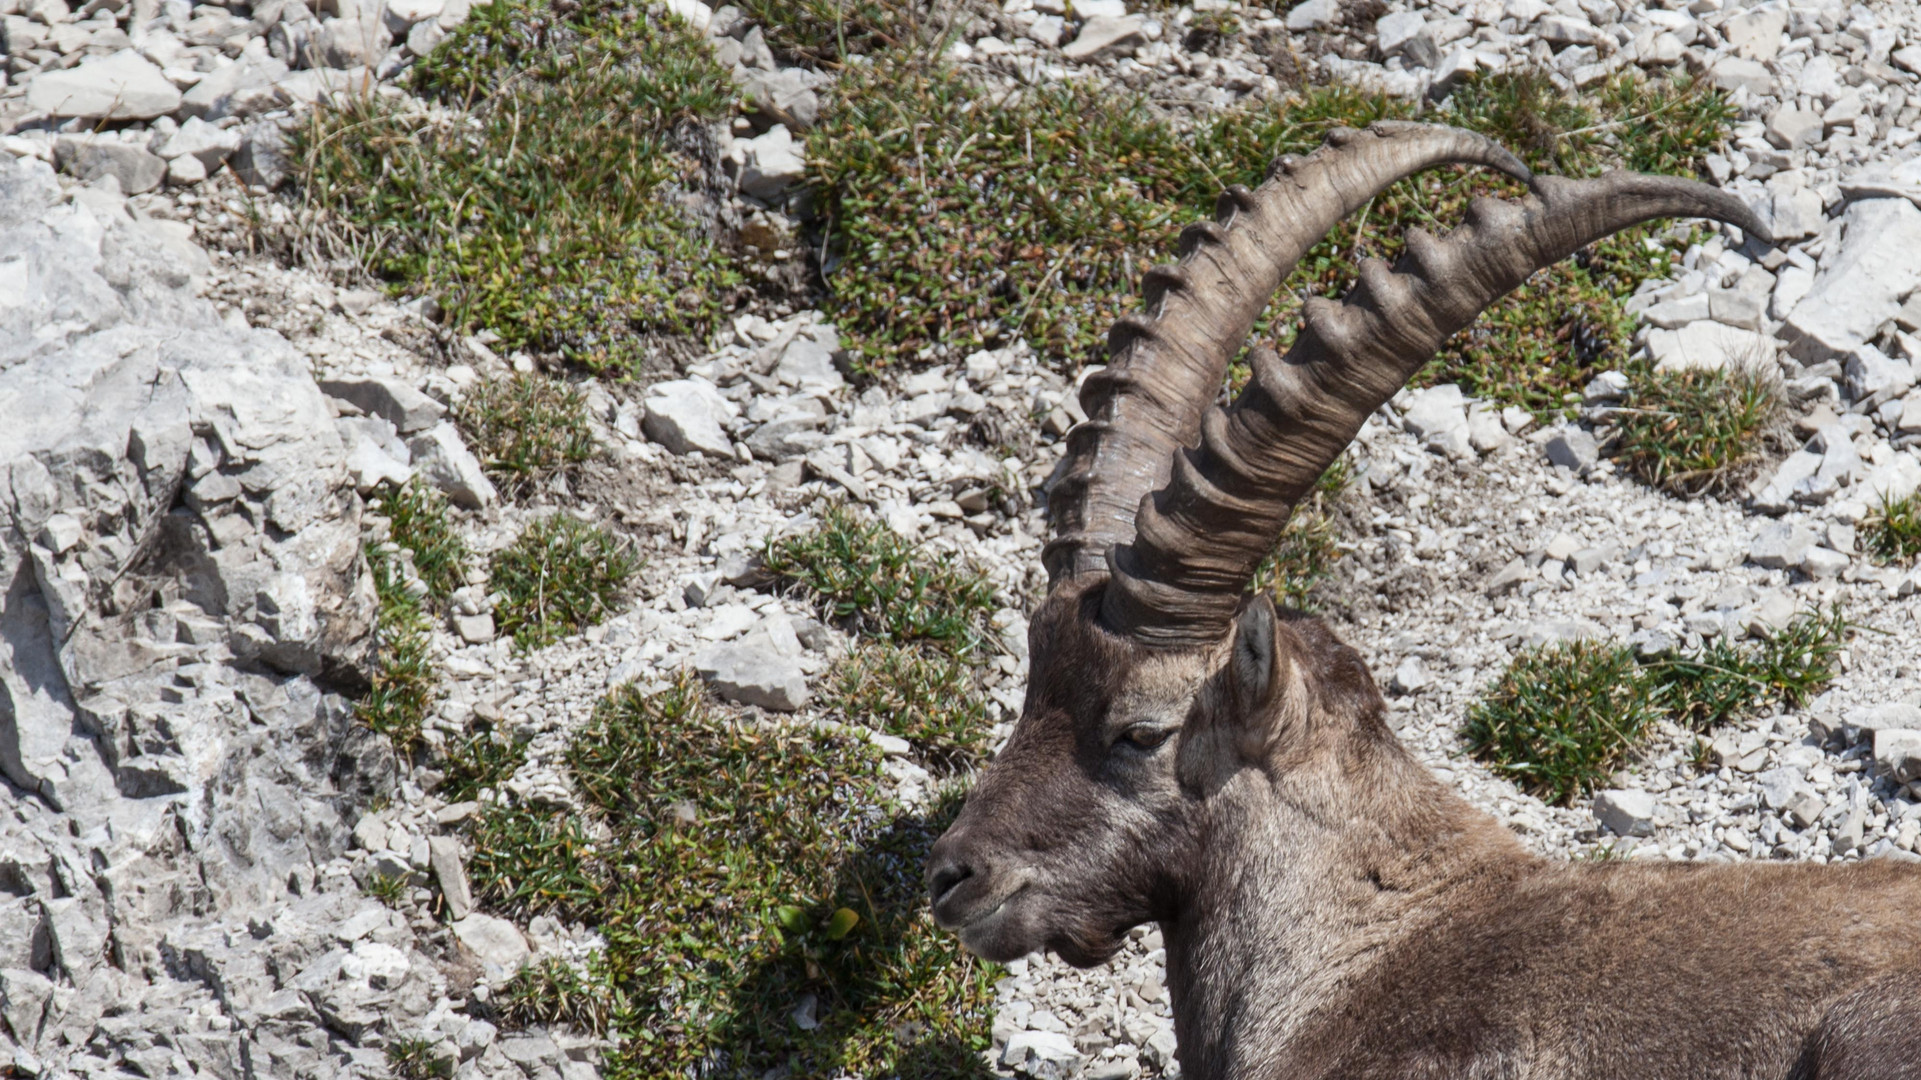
xmin=1785 ymin=198 xmax=1921 ymax=361
xmin=643 ymin=377 xmax=737 ymax=457
xmin=26 ymin=50 xmax=181 ymax=120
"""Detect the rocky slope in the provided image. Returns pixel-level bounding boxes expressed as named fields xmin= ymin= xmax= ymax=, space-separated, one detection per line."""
xmin=6 ymin=0 xmax=1921 ymax=1076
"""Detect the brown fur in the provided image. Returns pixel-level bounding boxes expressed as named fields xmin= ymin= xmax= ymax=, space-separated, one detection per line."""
xmin=928 ymin=578 xmax=1921 ymax=1080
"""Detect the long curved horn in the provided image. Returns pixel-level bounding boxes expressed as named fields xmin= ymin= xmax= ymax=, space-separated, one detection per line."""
xmin=1097 ymin=169 xmax=1769 ymax=646
xmin=1042 ymin=122 xmax=1533 ymax=585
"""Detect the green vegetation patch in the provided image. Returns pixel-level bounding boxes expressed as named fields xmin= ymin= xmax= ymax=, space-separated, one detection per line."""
xmin=763 ymin=504 xmax=999 ymax=654
xmin=1605 ymin=361 xmax=1784 ymax=496
xmin=469 ymin=675 xmax=998 ymax=1077
xmin=1251 ymin=458 xmax=1350 ymax=610
xmin=455 ymin=374 xmax=597 ymax=497
xmin=808 ymin=66 xmax=1732 ymax=414
xmin=357 ymin=539 xmax=440 ymax=753
xmin=824 ymin=643 xmax=990 ymax=770
xmin=296 ymin=1 xmax=741 ymax=373
xmin=373 ymin=478 xmax=469 ymax=602
xmin=1865 ymin=492 xmax=1921 ymax=564
xmin=491 ymin=515 xmax=637 ymax=650
xmin=735 ymin=0 xmax=927 ymax=65
xmin=1466 ymin=608 xmax=1847 ymax=805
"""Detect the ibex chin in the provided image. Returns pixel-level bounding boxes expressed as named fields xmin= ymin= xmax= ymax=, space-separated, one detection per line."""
xmin=927 ymin=122 xmax=1921 ymax=1080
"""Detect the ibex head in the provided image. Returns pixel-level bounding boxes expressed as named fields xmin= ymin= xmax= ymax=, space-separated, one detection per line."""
xmin=927 ymin=122 xmax=1766 ymax=967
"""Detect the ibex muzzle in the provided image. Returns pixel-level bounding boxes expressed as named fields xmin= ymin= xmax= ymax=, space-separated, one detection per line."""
xmin=929 ymin=123 xmax=1921 ymax=1079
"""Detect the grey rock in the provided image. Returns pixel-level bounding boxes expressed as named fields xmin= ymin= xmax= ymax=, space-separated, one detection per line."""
xmin=178 ymin=57 xmax=290 ymax=120
xmin=740 ymin=67 xmax=821 ymax=129
xmin=773 ymin=321 xmax=845 ymax=393
xmin=1848 ymin=703 xmax=1921 ymax=732
xmin=1645 ymin=321 xmax=1772 ymax=373
xmin=1750 ymin=449 xmax=1823 ymax=513
xmin=1785 ymin=789 xmax=1826 ymax=829
xmin=429 ymin=836 xmax=474 ymax=920
xmin=453 ymin=612 xmax=495 ymax=644
xmin=1376 ymin=11 xmax=1438 ymax=66
xmin=1785 ymin=198 xmax=1921 ymax=361
xmin=320 ymin=376 xmax=447 ymax=434
xmin=1802 ymin=545 xmax=1849 ymax=580
xmin=746 ymin=414 xmax=826 ymax=462
xmin=1399 ymin=383 xmax=1468 ymax=447
xmin=1593 ymin=789 xmax=1657 ymax=837
xmin=26 ymin=50 xmax=181 ymax=120
xmin=1748 ymin=522 xmax=1817 ymax=569
xmin=230 ymin=121 xmax=292 ymax=189
xmin=1285 ymin=0 xmax=1337 ymax=29
xmin=1484 ymin=556 xmax=1534 ymax=596
xmin=737 ymin=124 xmax=805 ymax=200
xmin=451 ymin=914 xmax=530 ymax=980
xmin=53 ymin=137 xmax=166 ymax=195
xmin=1876 ymin=729 xmax=1921 ymax=783
xmin=1709 ymin=57 xmax=1773 ymax=96
xmin=1002 ymin=1029 xmax=1082 ymax=1071
xmin=694 ymin=621 xmax=809 ymax=711
xmin=1544 ymin=427 xmax=1599 ymax=472
xmin=1390 ymin=656 xmax=1431 ymax=695
xmin=0 ymin=967 xmax=53 ymax=1046
xmin=1770 ymin=184 xmax=1826 ymax=241
xmin=642 ymin=378 xmax=736 ymax=458
xmin=407 ymin=421 xmax=497 ymax=509
xmin=1061 ymin=14 xmax=1144 ymax=60
xmin=1765 ymin=107 xmax=1824 ymax=150
xmin=155 ymin=116 xmax=241 ymax=171
xmin=1845 ymin=345 xmax=1916 ymax=408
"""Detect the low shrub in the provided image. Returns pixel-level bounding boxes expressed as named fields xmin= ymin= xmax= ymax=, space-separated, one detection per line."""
xmin=1864 ymin=492 xmax=1921 ymax=563
xmin=1605 ymin=361 xmax=1785 ymax=496
xmin=455 ymin=374 xmax=597 ymax=497
xmin=1467 ymin=608 xmax=1848 ymax=805
xmin=490 ymin=516 xmax=636 ymax=650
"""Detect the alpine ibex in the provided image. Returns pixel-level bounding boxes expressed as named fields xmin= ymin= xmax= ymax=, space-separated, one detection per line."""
xmin=927 ymin=122 xmax=1921 ymax=1080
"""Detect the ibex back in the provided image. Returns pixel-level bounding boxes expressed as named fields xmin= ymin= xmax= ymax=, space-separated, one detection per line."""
xmin=926 ymin=123 xmax=1921 ymax=1080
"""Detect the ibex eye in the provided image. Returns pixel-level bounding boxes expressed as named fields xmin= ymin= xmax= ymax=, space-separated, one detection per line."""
xmin=1122 ymin=726 xmax=1172 ymax=751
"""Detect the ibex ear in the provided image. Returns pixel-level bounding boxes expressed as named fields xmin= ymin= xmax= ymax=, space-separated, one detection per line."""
xmin=1231 ymin=597 xmax=1277 ymax=717
xmin=1226 ymin=596 xmax=1303 ymax=762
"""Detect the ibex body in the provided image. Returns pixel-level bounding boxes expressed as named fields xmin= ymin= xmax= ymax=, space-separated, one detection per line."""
xmin=927 ymin=123 xmax=1921 ymax=1079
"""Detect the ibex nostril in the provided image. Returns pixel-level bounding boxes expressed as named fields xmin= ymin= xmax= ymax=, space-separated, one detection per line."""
xmin=927 ymin=858 xmax=973 ymax=906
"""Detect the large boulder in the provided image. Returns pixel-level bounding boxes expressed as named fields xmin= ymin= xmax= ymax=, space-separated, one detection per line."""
xmin=0 ymin=155 xmax=384 ymax=897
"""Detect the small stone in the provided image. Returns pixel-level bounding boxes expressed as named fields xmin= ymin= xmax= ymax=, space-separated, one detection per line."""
xmin=643 ymin=378 xmax=736 ymax=458
xmin=429 ymin=836 xmax=474 ymax=920
xmin=1543 ymin=428 xmax=1599 ymax=472
xmin=1002 ymin=1030 xmax=1082 ymax=1071
xmin=737 ymin=124 xmax=805 ymax=200
xmin=1484 ymin=556 xmax=1534 ymax=596
xmin=1785 ymin=789 xmax=1826 ymax=829
xmin=1390 ymin=656 xmax=1431 ymax=694
xmin=1766 ymin=108 xmax=1824 ymax=151
xmin=1709 ymin=56 xmax=1773 ymax=97
xmin=165 ymin=153 xmax=207 ymax=186
xmin=1748 ymin=522 xmax=1817 ymax=570
xmin=1285 ymin=0 xmax=1336 ymax=29
xmin=407 ymin=421 xmax=498 ymax=509
xmin=1060 ymin=14 xmax=1144 ymax=60
xmin=1593 ymin=789 xmax=1657 ymax=837
xmin=27 ymin=49 xmax=181 ymax=119
xmin=453 ymin=613 xmax=495 ymax=644
xmin=156 ymin=116 xmax=241 ymax=171
xmin=451 ymin=914 xmax=530 ymax=979
xmin=53 ymin=136 xmax=166 ymax=194
xmin=1885 ymin=748 xmax=1921 ymax=805
xmin=693 ymin=628 xmax=809 ymax=711
xmin=320 ymin=376 xmax=447 ymax=434
xmin=1848 ymin=703 xmax=1921 ymax=733
xmin=1802 ymin=546 xmax=1849 ymax=580
xmin=1645 ymin=322 xmax=1773 ymax=373
xmin=230 ymin=122 xmax=292 ymax=189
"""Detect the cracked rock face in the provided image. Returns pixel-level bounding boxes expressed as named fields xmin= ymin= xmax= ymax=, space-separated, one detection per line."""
xmin=0 ymin=152 xmax=399 ymax=1072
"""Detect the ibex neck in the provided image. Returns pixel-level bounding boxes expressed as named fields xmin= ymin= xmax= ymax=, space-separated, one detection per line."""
xmin=1161 ymin=746 xmax=1534 ymax=1080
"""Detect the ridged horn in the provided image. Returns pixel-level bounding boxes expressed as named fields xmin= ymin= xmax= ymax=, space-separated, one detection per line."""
xmin=1102 ymin=169 xmax=1770 ymax=647
xmin=1041 ymin=122 xmax=1533 ymax=585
